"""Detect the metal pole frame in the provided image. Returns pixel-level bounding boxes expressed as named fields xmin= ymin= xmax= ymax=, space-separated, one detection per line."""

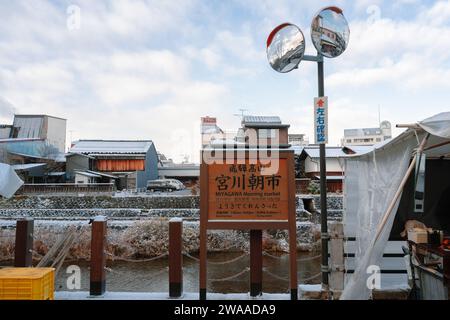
xmin=303 ymin=53 xmax=329 ymax=291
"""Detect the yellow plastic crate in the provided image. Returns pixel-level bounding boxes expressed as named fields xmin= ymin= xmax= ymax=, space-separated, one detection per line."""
xmin=0 ymin=268 xmax=55 ymax=300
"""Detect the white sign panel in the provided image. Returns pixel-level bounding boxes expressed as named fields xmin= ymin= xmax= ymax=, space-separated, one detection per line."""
xmin=314 ymin=96 xmax=328 ymax=144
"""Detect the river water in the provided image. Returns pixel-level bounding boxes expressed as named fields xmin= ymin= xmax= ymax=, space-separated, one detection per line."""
xmin=50 ymin=251 xmax=321 ymax=293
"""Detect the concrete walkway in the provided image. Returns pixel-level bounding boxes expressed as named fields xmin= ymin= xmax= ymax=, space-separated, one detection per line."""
xmin=55 ymin=291 xmax=292 ymax=300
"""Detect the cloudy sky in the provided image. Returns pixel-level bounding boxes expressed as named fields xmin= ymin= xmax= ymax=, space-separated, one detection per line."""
xmin=0 ymin=0 xmax=449 ymax=162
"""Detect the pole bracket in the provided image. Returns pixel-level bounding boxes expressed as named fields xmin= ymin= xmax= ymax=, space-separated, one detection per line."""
xmin=303 ymin=54 xmax=324 ymax=63
xmin=321 ymin=232 xmax=330 ymax=240
xmin=321 ymin=265 xmax=331 ymax=273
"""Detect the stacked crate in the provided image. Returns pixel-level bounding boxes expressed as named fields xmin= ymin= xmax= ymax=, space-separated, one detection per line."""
xmin=0 ymin=268 xmax=55 ymax=300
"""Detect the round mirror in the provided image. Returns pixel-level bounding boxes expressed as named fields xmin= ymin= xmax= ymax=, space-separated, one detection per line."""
xmin=311 ymin=6 xmax=350 ymax=58
xmin=266 ymin=23 xmax=305 ymax=73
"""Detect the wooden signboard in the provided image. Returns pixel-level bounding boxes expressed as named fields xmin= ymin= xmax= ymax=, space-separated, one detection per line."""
xmin=199 ymin=149 xmax=297 ymax=299
xmin=208 ymin=159 xmax=289 ymax=221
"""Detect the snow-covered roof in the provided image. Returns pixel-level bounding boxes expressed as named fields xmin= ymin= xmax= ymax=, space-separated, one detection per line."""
xmin=242 ymin=116 xmax=281 ymax=124
xmin=65 ymin=152 xmax=95 ymax=159
xmin=47 ymin=172 xmax=66 ymax=176
xmin=12 ymin=163 xmax=46 ymax=170
xmin=295 ymin=146 xmax=349 ymax=158
xmin=74 ymin=170 xmax=118 ymax=179
xmin=0 ymin=138 xmax=43 ymax=143
xmin=314 ymin=175 xmax=345 ymax=181
xmin=70 ymin=140 xmax=153 ymax=155
xmin=343 ymin=145 xmax=375 ymax=154
xmin=74 ymin=170 xmax=101 ymax=178
xmin=344 ymin=127 xmax=382 ymax=137
xmin=241 ymin=115 xmax=289 ymax=128
xmin=86 ymin=170 xmax=117 ymax=179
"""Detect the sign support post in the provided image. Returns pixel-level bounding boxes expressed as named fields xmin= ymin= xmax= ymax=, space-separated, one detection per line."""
xmin=317 ymin=58 xmax=329 ymax=291
xmin=199 ymin=159 xmax=208 ymax=301
xmin=249 ymin=229 xmax=263 ymax=297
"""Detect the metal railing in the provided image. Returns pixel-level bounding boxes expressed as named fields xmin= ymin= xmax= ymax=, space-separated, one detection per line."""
xmin=17 ymin=183 xmax=116 ymax=194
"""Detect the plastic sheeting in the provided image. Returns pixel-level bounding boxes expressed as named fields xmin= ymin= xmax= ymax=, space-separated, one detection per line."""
xmin=341 ymin=136 xmax=417 ymax=299
xmin=341 ymin=112 xmax=450 ymax=299
xmin=0 ymin=163 xmax=24 ymax=198
xmin=419 ymin=112 xmax=450 ymax=139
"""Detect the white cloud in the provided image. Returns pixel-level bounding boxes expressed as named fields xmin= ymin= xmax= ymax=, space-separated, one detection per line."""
xmin=327 ymin=7 xmax=450 ymax=90
xmin=1 ymin=0 xmax=450 ymax=161
xmin=418 ymin=0 xmax=450 ymax=26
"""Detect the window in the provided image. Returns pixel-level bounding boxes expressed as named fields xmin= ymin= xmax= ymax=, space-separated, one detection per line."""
xmin=258 ymin=129 xmax=276 ymax=139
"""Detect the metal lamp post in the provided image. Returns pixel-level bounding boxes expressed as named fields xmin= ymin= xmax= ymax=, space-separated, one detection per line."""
xmin=266 ymin=6 xmax=350 ymax=295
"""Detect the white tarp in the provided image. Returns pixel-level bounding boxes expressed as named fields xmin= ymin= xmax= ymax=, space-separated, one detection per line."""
xmin=0 ymin=163 xmax=24 ymax=198
xmin=341 ymin=112 xmax=450 ymax=300
xmin=418 ymin=112 xmax=450 ymax=139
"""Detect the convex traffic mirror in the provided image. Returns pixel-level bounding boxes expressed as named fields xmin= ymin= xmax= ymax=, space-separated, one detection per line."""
xmin=266 ymin=23 xmax=305 ymax=73
xmin=311 ymin=6 xmax=350 ymax=58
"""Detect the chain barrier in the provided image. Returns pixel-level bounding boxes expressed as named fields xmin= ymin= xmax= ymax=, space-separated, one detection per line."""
xmin=182 ymin=252 xmax=249 ymax=265
xmin=262 ymin=267 xmax=289 ymax=281
xmin=182 ymin=252 xmax=200 ymax=261
xmin=262 ymin=251 xmax=321 ymax=262
xmin=262 ymin=251 xmax=286 ymax=260
xmin=209 ymin=267 xmax=250 ymax=282
xmin=263 ymin=267 xmax=322 ymax=283
xmin=208 ymin=243 xmax=243 ymax=252
xmin=107 ymin=252 xmax=168 ymax=263
xmin=105 ymin=266 xmax=168 ymax=279
xmin=207 ymin=252 xmax=249 ymax=265
xmin=301 ymin=272 xmax=322 ymax=282
xmin=297 ymin=254 xmax=321 ymax=262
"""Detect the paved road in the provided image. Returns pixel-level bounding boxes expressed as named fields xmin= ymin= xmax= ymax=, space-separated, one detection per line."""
xmin=145 ymin=188 xmax=192 ymax=195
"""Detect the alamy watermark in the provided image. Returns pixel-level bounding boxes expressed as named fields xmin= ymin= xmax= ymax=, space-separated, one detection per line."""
xmin=67 ymin=4 xmax=81 ymax=31
xmin=66 ymin=265 xmax=81 ymax=290
xmin=201 ymin=128 xmax=280 ymax=175
xmin=366 ymin=265 xmax=381 ymax=290
xmin=366 ymin=4 xmax=381 ymax=24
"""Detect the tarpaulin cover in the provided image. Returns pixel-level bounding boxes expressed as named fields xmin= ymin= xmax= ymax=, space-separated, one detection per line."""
xmin=0 ymin=163 xmax=24 ymax=198
xmin=341 ymin=112 xmax=450 ymax=300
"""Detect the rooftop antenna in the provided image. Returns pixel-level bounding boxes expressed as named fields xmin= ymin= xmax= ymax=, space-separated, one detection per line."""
xmin=233 ymin=108 xmax=249 ymax=121
xmin=69 ymin=130 xmax=76 ymax=143
xmin=378 ymin=105 xmax=381 ymax=126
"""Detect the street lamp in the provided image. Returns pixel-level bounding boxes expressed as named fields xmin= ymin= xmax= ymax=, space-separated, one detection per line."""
xmin=266 ymin=6 xmax=350 ymax=295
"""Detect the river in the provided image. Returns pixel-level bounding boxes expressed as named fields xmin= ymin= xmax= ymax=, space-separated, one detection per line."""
xmin=50 ymin=251 xmax=321 ymax=293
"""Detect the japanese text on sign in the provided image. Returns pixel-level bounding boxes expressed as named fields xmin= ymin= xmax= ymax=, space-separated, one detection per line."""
xmin=314 ymin=96 xmax=328 ymax=144
xmin=208 ymin=160 xmax=288 ymax=221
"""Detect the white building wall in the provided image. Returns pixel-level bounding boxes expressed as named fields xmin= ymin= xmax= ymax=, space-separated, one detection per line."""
xmin=46 ymin=116 xmax=66 ymax=153
xmin=305 ymin=157 xmax=343 ymax=174
xmin=0 ymin=127 xmax=11 ymax=139
xmin=13 ymin=117 xmax=43 ymax=138
xmin=74 ymin=173 xmax=90 ymax=184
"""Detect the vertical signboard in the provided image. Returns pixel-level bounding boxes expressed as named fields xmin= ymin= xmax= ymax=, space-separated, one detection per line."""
xmin=314 ymin=96 xmax=328 ymax=144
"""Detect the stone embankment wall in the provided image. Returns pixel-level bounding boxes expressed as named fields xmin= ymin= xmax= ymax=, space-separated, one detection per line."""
xmin=0 ymin=194 xmax=343 ymax=220
xmin=0 ymin=194 xmax=342 ymax=260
